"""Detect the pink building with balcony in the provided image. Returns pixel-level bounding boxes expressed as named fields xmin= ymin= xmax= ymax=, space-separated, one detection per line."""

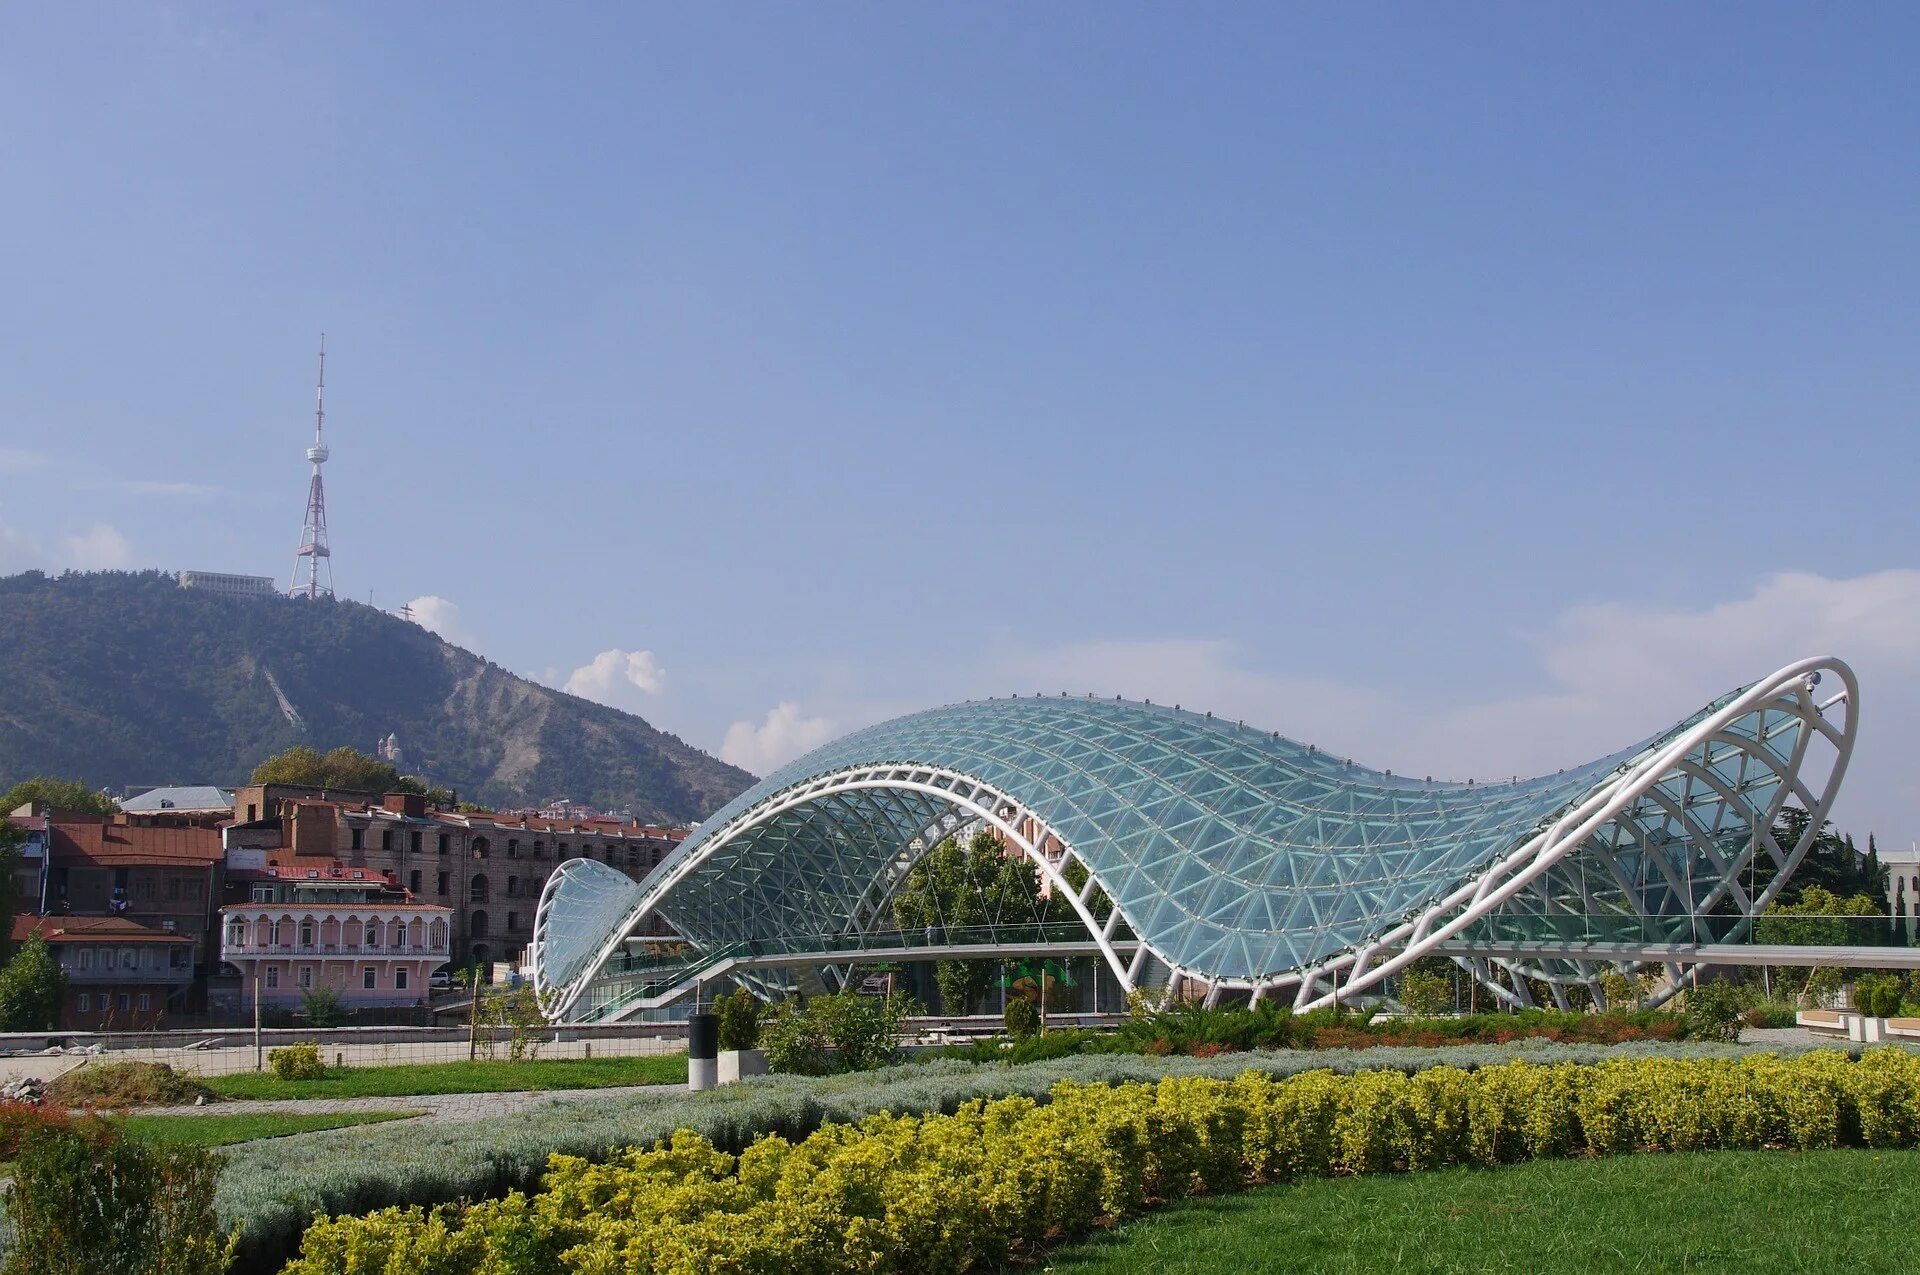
xmin=221 ymin=865 xmax=452 ymax=1009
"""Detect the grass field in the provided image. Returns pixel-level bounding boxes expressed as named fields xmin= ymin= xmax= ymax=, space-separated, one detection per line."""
xmin=1040 ymin=1149 xmax=1920 ymax=1274
xmin=118 ymin=1110 xmax=425 ymax=1148
xmin=203 ymin=1053 xmax=687 ymax=1100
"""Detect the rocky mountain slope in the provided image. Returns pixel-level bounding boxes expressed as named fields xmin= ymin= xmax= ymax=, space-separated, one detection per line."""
xmin=0 ymin=570 xmax=754 ymax=822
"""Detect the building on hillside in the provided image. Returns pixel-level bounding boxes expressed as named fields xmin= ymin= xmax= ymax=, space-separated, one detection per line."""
xmin=226 ymin=784 xmax=686 ymax=976
xmin=4 ymin=810 xmax=50 ymax=913
xmin=375 ymin=732 xmax=403 ymax=767
xmin=176 ymin=570 xmax=278 ymax=600
xmin=13 ymin=914 xmax=197 ymax=1029
xmin=220 ymin=865 xmax=452 ymax=1011
xmin=38 ymin=812 xmax=224 ymax=1010
xmin=120 ymin=786 xmax=235 ymax=827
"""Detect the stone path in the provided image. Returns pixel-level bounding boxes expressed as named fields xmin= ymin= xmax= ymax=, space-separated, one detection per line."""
xmin=127 ymin=1080 xmax=676 ymax=1126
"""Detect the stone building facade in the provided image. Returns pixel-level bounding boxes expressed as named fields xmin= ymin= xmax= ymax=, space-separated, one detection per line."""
xmin=227 ymin=785 xmax=686 ymax=974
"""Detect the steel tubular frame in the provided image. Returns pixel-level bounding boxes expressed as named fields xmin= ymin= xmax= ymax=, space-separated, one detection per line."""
xmin=534 ymin=657 xmax=1857 ymax=1022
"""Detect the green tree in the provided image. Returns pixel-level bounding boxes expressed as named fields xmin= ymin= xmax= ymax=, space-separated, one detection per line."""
xmin=0 ymin=824 xmax=21 ymax=964
xmin=249 ymin=745 xmax=451 ymax=804
xmin=891 ymin=830 xmax=1070 ymax=1014
xmin=0 ymin=933 xmax=67 ymax=1030
xmin=0 ymin=777 xmax=117 ymax=816
xmin=1750 ymin=807 xmax=1889 ymax=912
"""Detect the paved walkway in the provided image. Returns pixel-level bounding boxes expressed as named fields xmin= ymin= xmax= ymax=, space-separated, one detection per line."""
xmin=127 ymin=1080 xmax=677 ymax=1125
xmin=0 ymin=1035 xmax=683 ymax=1084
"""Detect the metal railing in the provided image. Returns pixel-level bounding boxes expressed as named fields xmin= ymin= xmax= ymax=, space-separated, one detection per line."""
xmin=576 ymin=924 xmax=1116 ymax=1022
xmin=1453 ymin=913 xmax=1919 ymax=949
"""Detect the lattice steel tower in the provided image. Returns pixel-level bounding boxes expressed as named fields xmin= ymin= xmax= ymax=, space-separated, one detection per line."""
xmin=289 ymin=336 xmax=335 ymax=599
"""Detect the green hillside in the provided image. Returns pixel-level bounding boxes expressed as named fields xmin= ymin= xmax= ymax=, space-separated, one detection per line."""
xmin=0 ymin=570 xmax=754 ymax=823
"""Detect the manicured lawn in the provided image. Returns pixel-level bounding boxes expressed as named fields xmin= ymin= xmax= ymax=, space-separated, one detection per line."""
xmin=1041 ymin=1149 xmax=1920 ymax=1274
xmin=118 ymin=1110 xmax=424 ymax=1148
xmin=204 ymin=1053 xmax=687 ymax=1100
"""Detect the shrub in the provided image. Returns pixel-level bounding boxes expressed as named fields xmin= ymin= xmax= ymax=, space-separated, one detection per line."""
xmin=280 ymin=1048 xmax=1920 ymax=1275
xmin=0 ymin=1100 xmax=70 ymax=1160
xmin=208 ymin=1037 xmax=1863 ymax=1270
xmin=1397 ymin=969 xmax=1454 ymax=1018
xmin=761 ymin=991 xmax=915 ymax=1076
xmin=1741 ymin=1000 xmax=1798 ymax=1029
xmin=269 ymin=1043 xmax=329 ymax=1082
xmin=714 ymin=986 xmax=763 ymax=1052
xmin=1855 ymin=975 xmax=1904 ymax=1019
xmin=300 ymin=985 xmax=344 ymax=1028
xmin=1 ymin=1119 xmax=237 ymax=1275
xmin=1684 ymin=980 xmax=1746 ymax=1043
xmin=1004 ymin=996 xmax=1040 ymax=1042
xmin=0 ymin=933 xmax=66 ymax=1031
xmin=43 ymin=1061 xmax=211 ymax=1109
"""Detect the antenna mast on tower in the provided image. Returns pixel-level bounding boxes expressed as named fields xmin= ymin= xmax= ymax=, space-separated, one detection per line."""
xmin=289 ymin=335 xmax=335 ymax=599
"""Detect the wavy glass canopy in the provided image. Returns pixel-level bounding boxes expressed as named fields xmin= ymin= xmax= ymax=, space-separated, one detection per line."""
xmin=534 ymin=658 xmax=1856 ymax=1021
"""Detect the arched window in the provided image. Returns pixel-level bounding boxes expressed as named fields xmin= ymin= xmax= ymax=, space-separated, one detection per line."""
xmin=470 ymin=874 xmax=489 ymax=904
xmin=365 ymin=921 xmax=380 ymax=948
xmin=470 ymin=910 xmax=489 ymax=939
xmin=299 ymin=918 xmax=315 ymax=947
xmin=430 ymin=919 xmax=448 ymax=948
xmin=472 ymin=837 xmax=490 ymax=859
xmin=408 ymin=917 xmax=424 ymax=949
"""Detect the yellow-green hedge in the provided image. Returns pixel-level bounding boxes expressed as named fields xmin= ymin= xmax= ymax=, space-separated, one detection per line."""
xmin=282 ymin=1048 xmax=1920 ymax=1275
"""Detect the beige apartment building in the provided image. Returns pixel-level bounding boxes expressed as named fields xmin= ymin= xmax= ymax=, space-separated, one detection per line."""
xmin=226 ymin=784 xmax=685 ymax=974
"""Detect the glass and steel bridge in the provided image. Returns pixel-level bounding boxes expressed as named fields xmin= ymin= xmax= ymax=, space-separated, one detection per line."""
xmin=533 ymin=657 xmax=1860 ymax=1021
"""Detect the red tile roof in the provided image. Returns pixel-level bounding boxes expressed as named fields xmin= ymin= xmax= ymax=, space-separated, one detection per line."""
xmin=49 ymin=819 xmax=222 ymax=867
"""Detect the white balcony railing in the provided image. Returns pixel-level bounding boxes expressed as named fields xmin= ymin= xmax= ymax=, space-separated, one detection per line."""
xmin=221 ymin=943 xmax=451 ymax=960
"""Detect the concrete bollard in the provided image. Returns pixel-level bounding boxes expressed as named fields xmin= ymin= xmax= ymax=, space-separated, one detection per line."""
xmin=688 ymin=1013 xmax=718 ymax=1092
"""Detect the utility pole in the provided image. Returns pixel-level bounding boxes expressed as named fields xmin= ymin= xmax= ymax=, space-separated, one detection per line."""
xmin=253 ymin=969 xmax=263 ymax=1071
xmin=467 ymin=965 xmax=481 ymax=1061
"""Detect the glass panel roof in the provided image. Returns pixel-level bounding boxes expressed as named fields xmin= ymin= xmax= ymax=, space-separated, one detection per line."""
xmin=623 ymin=691 xmax=1751 ymax=982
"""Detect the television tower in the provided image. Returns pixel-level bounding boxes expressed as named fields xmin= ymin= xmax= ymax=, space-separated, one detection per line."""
xmin=289 ymin=336 xmax=335 ymax=599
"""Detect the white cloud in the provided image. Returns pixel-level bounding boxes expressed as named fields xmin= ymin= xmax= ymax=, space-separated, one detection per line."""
xmin=406 ymin=595 xmax=481 ymax=652
xmin=720 ymin=702 xmax=838 ymax=775
xmin=60 ymin=523 xmax=133 ymax=569
xmin=111 ymin=479 xmax=218 ymax=497
xmin=0 ymin=449 xmax=47 ymax=475
xmin=0 ymin=518 xmax=39 ymax=574
xmin=0 ymin=517 xmax=135 ymax=573
xmin=971 ymin=569 xmax=1920 ymax=839
xmin=984 ymin=637 xmax=1395 ymax=749
xmin=566 ymin=648 xmax=666 ymax=703
xmin=1403 ymin=569 xmax=1920 ymax=777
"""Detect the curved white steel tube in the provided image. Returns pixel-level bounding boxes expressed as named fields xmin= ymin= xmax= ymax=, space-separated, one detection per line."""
xmin=1276 ymin=655 xmax=1856 ymax=1011
xmin=536 ymin=765 xmax=1144 ymax=1021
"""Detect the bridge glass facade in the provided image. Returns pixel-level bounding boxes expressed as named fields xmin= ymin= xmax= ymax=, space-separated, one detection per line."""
xmin=535 ymin=660 xmax=1856 ymax=1021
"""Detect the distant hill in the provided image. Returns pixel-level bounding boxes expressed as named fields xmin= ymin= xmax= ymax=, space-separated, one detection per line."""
xmin=0 ymin=570 xmax=755 ymax=823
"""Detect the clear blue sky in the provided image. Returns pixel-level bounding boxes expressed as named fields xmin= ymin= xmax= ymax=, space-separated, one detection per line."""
xmin=2 ymin=6 xmax=1915 ymax=839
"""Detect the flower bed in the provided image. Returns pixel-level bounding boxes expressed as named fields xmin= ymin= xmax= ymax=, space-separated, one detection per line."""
xmin=281 ymin=1047 xmax=1920 ymax=1274
xmin=210 ymin=1038 xmax=1899 ymax=1271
